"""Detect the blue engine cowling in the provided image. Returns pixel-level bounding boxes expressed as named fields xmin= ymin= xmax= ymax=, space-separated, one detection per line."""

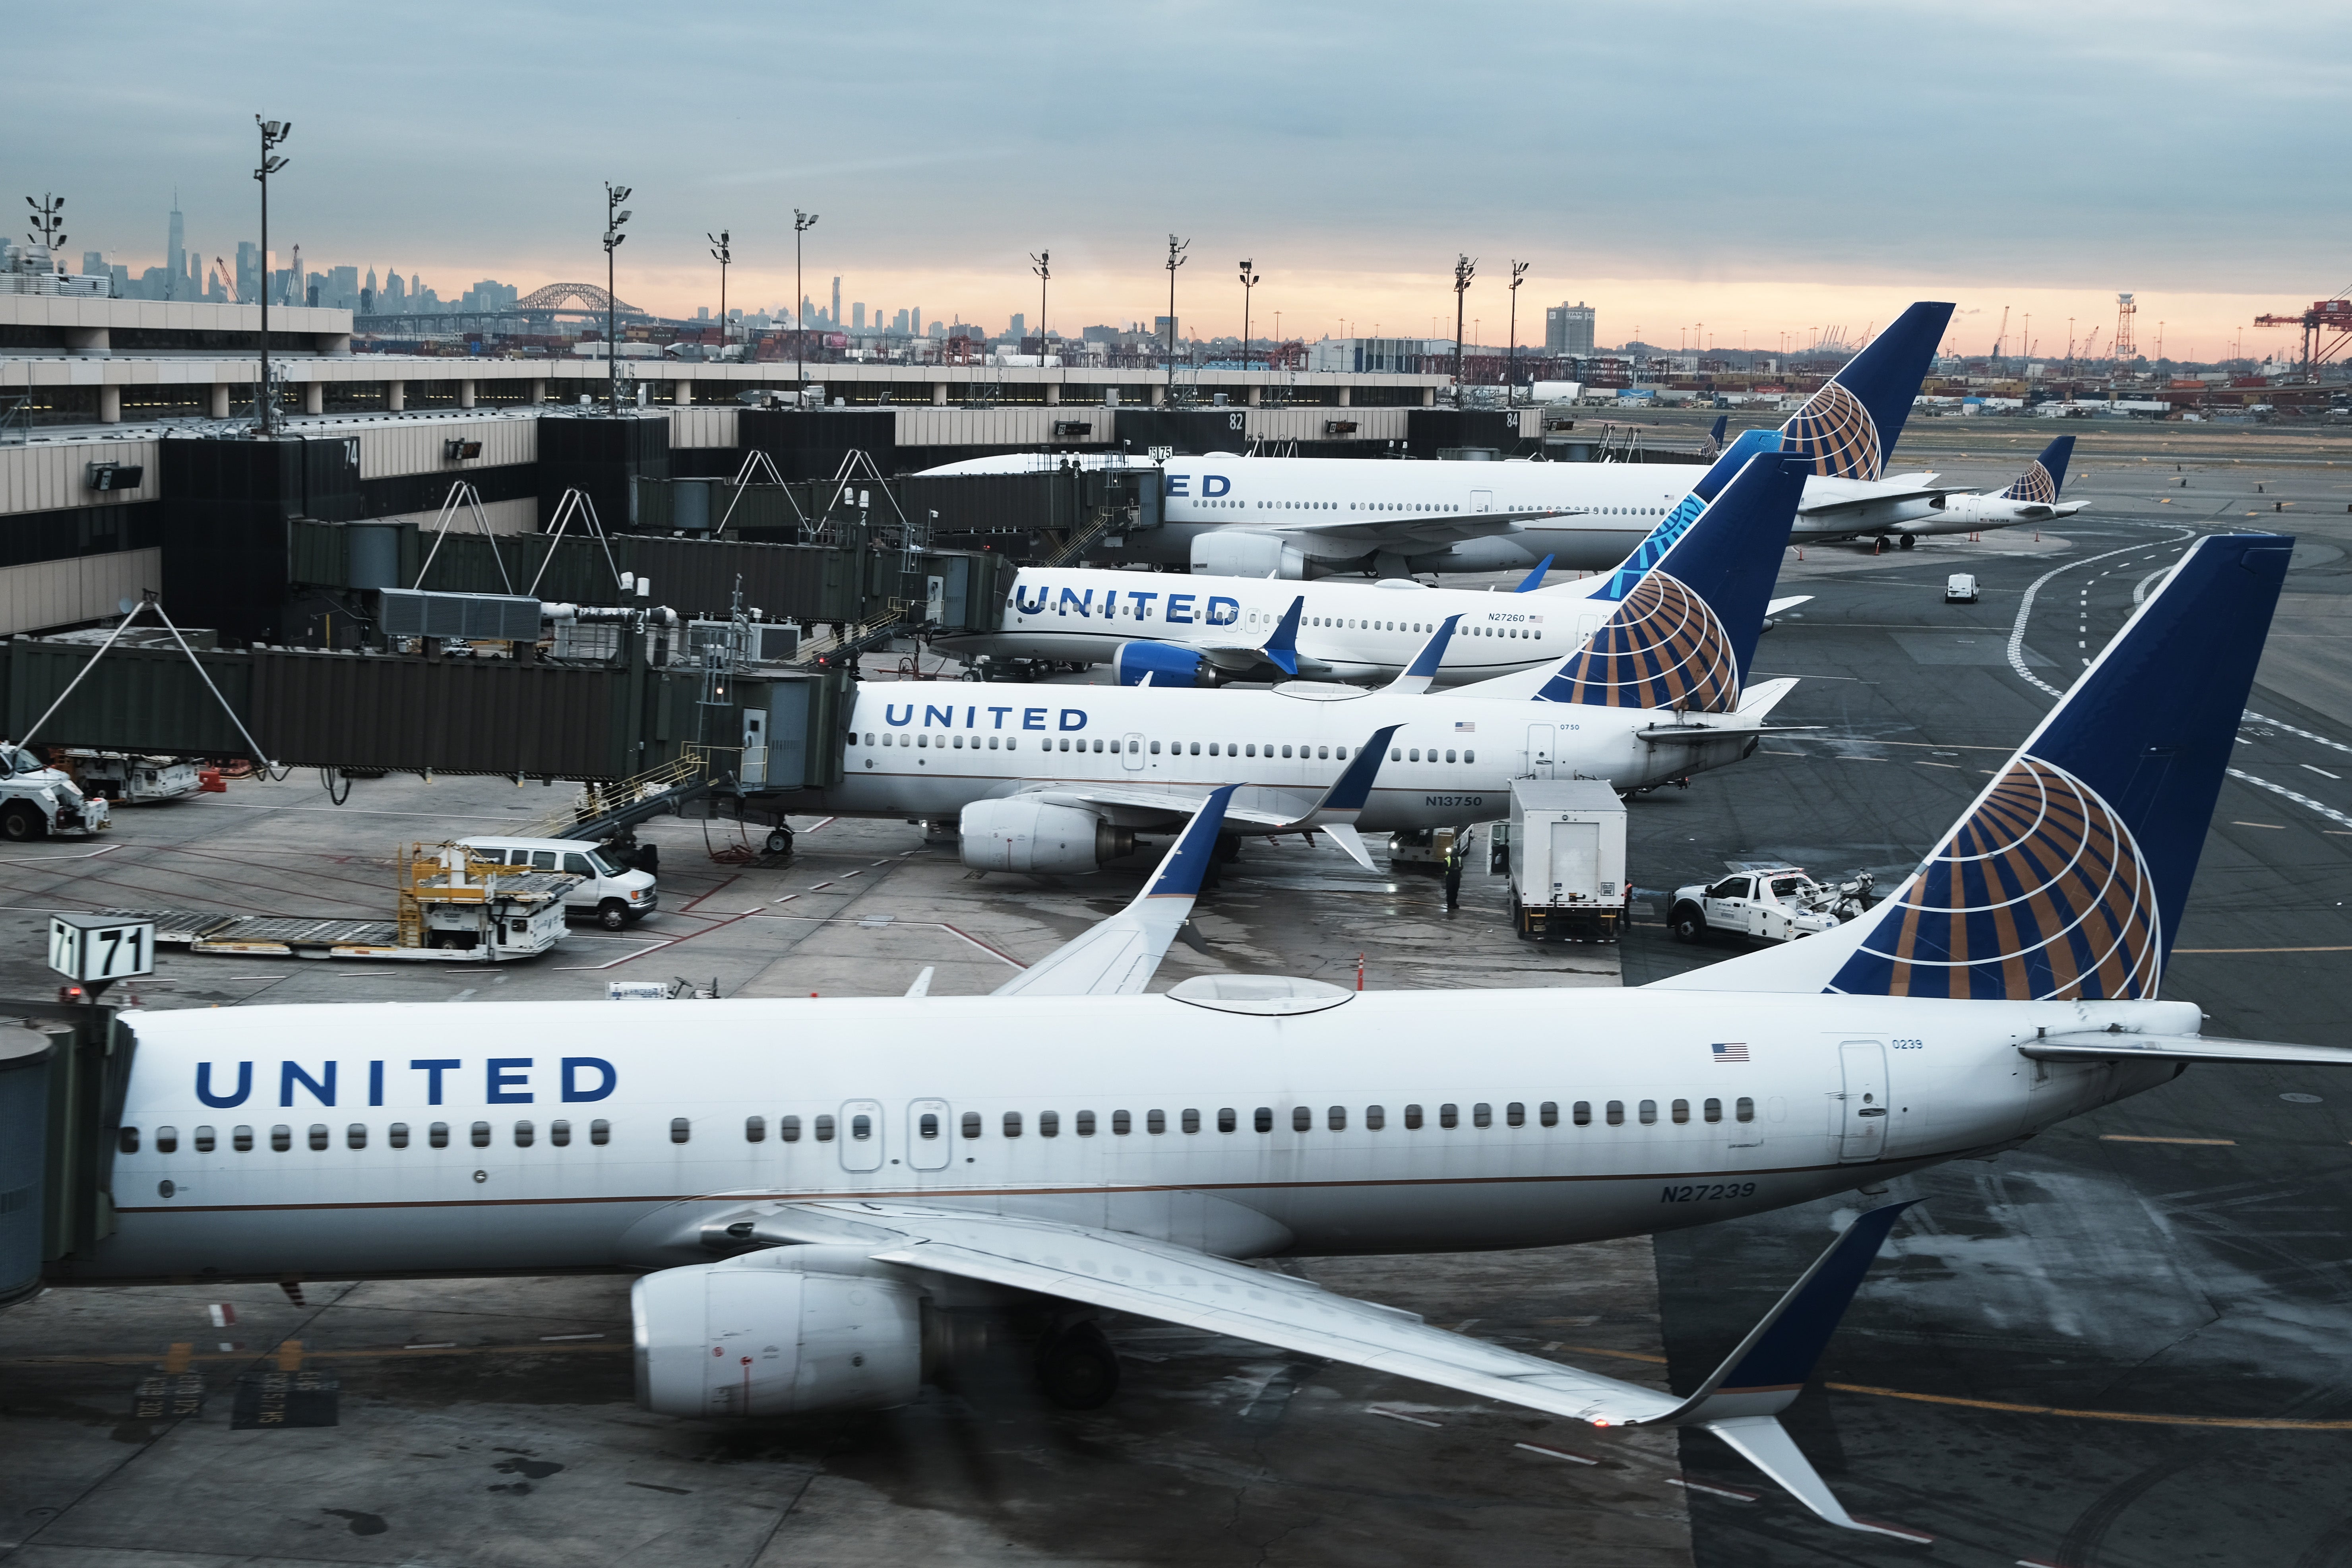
xmin=1114 ymin=641 xmax=1213 ymax=688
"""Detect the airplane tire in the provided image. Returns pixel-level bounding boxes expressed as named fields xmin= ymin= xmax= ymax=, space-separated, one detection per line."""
xmin=1037 ymin=1321 xmax=1120 ymax=1410
xmin=1899 ymin=534 xmax=1917 ymax=550
xmin=766 ymin=828 xmax=794 ymax=855
xmin=1670 ymin=905 xmax=1707 ymax=944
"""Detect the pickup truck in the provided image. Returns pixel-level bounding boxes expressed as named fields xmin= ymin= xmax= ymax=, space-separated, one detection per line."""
xmin=1667 ymin=863 xmax=1874 ymax=946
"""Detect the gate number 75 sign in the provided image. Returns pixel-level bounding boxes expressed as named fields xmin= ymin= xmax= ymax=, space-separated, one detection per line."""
xmin=49 ymin=913 xmax=156 ymax=983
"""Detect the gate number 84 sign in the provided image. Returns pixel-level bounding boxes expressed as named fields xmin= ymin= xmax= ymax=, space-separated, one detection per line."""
xmin=49 ymin=914 xmax=155 ymax=982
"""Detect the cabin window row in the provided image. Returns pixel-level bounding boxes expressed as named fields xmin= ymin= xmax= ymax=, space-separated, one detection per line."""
xmin=1307 ymin=616 xmax=1538 ymax=642
xmin=734 ymin=1097 xmax=1760 ymax=1143
xmin=128 ymin=1119 xmax=616 ymax=1153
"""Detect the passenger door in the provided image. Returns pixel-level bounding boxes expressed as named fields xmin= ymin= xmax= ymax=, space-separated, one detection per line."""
xmin=839 ymin=1098 xmax=885 ymax=1172
xmin=1525 ymin=724 xmax=1556 ymax=779
xmin=741 ymin=709 xmax=768 ymax=787
xmin=1837 ymin=1041 xmax=1889 ymax=1161
xmin=907 ymin=1099 xmax=952 ymax=1171
xmin=1471 ymin=488 xmax=1494 ymax=515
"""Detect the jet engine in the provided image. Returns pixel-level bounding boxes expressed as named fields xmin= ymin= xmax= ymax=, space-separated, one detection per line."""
xmin=1113 ymin=641 xmax=1214 ymax=688
xmin=1190 ymin=530 xmax=1306 ymax=579
xmin=633 ymin=1249 xmax=925 ymax=1419
xmin=958 ymin=797 xmax=1135 ymax=872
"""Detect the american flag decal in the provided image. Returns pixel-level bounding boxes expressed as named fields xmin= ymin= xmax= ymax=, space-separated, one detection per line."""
xmin=1711 ymin=1042 xmax=1750 ymax=1064
xmin=1455 ymin=721 xmax=1476 ymax=733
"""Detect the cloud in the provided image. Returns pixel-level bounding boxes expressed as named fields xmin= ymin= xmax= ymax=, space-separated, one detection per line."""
xmin=21 ymin=0 xmax=2348 ymax=357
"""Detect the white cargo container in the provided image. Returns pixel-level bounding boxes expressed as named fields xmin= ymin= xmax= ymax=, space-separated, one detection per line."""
xmin=1493 ymin=779 xmax=1627 ymax=942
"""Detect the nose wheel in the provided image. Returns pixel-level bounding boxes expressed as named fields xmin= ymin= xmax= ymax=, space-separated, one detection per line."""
xmin=765 ymin=827 xmax=794 ymax=856
xmin=1036 ymin=1320 xmax=1120 ymax=1409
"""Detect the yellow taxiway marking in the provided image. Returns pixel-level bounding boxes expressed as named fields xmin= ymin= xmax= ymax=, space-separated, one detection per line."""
xmin=2174 ymin=945 xmax=2352 ymax=954
xmin=2099 ymin=1134 xmax=2238 ymax=1146
xmin=163 ymin=1342 xmax=192 ymax=1374
xmin=275 ymin=1339 xmax=304 ymax=1371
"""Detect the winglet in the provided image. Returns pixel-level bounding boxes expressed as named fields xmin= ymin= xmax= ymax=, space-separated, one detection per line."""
xmin=1259 ymin=595 xmax=1306 ymax=676
xmin=1638 ymin=1202 xmax=1932 ymax=1540
xmin=1381 ymin=616 xmax=1462 ymax=695
xmin=1657 ymin=1202 xmax=1916 ymax=1425
xmin=1275 ymin=725 xmax=1402 ymax=869
xmin=1513 ymin=555 xmax=1555 ymax=593
xmin=989 ymin=786 xmax=1238 ymax=998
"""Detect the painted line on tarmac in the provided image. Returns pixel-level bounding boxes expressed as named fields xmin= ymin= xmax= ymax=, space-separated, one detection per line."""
xmin=2174 ymin=945 xmax=2352 ymax=954
xmin=2225 ymin=767 xmax=2352 ymax=831
xmin=2100 ymin=1134 xmax=2238 ymax=1145
xmin=754 ymin=913 xmax=1024 ymax=969
xmin=2006 ymin=527 xmax=2199 ymax=698
xmin=2245 ymin=710 xmax=2352 ymax=757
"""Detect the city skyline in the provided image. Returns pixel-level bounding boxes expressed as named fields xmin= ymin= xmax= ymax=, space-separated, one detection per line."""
xmin=16 ymin=3 xmax=2348 ymax=364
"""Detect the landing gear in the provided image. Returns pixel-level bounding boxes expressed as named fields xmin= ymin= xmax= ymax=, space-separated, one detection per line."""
xmin=1036 ymin=1320 xmax=1120 ymax=1410
xmin=765 ymin=827 xmax=794 ymax=856
xmin=1898 ymin=533 xmax=1917 ymax=551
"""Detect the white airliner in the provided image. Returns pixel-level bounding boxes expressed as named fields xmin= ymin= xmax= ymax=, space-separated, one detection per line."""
xmin=816 ymin=450 xmax=1809 ymax=873
xmin=919 ymin=301 xmax=1957 ymax=578
xmin=55 ymin=531 xmax=2344 ymax=1542
xmin=932 ymin=435 xmax=1811 ymax=687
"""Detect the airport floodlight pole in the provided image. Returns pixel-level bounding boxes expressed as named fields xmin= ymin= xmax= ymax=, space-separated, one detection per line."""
xmin=603 ymin=183 xmax=632 ymax=415
xmin=1165 ymin=234 xmax=1189 ymax=388
xmin=707 ymin=229 xmax=730 ymax=352
xmin=793 ymin=208 xmax=818 ymax=396
xmin=1451 ymin=254 xmax=1475 ymax=403
xmin=1030 ymin=249 xmax=1050 ymax=367
xmin=1505 ymin=260 xmax=1527 ymax=407
xmin=252 ymin=118 xmax=291 ymax=437
xmin=1237 ymin=258 xmax=1259 ymax=373
xmin=24 ymin=193 xmax=65 ymax=267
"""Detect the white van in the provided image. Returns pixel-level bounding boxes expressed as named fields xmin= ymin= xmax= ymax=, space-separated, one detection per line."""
xmin=455 ymin=836 xmax=657 ymax=929
xmin=1945 ymin=573 xmax=1979 ymax=604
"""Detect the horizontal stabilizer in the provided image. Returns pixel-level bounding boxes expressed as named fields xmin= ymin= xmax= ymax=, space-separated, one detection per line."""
xmin=1765 ymin=595 xmax=1812 ymax=618
xmin=2022 ymin=1032 xmax=2352 ymax=1067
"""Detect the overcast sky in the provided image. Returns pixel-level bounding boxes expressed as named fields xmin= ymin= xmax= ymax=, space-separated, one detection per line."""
xmin=20 ymin=2 xmax=2347 ymax=360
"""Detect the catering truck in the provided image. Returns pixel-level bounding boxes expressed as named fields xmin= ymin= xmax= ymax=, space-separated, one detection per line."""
xmin=1490 ymin=779 xmax=1627 ymax=942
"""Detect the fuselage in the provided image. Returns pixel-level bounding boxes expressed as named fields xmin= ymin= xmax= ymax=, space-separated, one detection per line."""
xmin=72 ymin=990 xmax=2193 ymax=1284
xmin=982 ymin=455 xmax=1947 ymax=574
xmin=811 ymin=678 xmax=1744 ymax=830
xmin=932 ymin=567 xmax=1591 ymax=683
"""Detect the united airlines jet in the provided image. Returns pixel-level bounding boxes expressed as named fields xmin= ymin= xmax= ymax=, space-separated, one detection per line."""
xmin=47 ymin=529 xmax=2346 ymax=1541
xmin=921 ymin=301 xmax=1957 ymax=578
xmin=819 ymin=450 xmax=1808 ymax=872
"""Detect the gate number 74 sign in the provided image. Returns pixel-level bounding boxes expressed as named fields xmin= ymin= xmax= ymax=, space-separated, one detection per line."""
xmin=49 ymin=913 xmax=156 ymax=983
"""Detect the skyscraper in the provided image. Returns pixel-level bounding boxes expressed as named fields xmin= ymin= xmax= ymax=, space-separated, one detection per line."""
xmin=852 ymin=302 xmax=866 ymax=329
xmin=830 ymin=276 xmax=841 ymax=328
xmin=1544 ymin=302 xmax=1596 ymax=357
xmin=237 ymin=241 xmax=262 ymax=304
xmin=165 ymin=200 xmax=186 ymax=301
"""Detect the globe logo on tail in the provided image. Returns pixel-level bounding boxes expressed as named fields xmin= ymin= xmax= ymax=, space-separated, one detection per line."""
xmin=2003 ymin=460 xmax=2059 ymax=505
xmin=1538 ymin=572 xmax=1740 ymax=713
xmin=1827 ymin=756 xmax=2161 ymax=1000
xmin=1780 ymin=382 xmax=1884 ymax=482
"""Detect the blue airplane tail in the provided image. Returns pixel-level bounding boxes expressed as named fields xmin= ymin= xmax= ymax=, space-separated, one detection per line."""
xmin=1826 ymin=533 xmax=2289 ymax=999
xmin=1588 ymin=428 xmax=1783 ymax=604
xmin=1777 ymin=302 xmax=1953 ymax=481
xmin=2000 ymin=435 xmax=2075 ymax=503
xmin=1534 ymin=454 xmax=1808 ymax=713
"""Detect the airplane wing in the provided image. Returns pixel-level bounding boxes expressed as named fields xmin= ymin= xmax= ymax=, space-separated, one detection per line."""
xmin=1026 ymin=724 xmax=1402 ymax=870
xmin=991 ymin=787 xmax=1236 ymax=998
xmin=735 ymin=1198 xmax=1926 ymax=1541
xmin=1228 ymin=512 xmax=1544 ymax=562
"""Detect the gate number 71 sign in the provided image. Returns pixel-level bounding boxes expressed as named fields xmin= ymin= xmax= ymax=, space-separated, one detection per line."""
xmin=49 ymin=913 xmax=156 ymax=983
